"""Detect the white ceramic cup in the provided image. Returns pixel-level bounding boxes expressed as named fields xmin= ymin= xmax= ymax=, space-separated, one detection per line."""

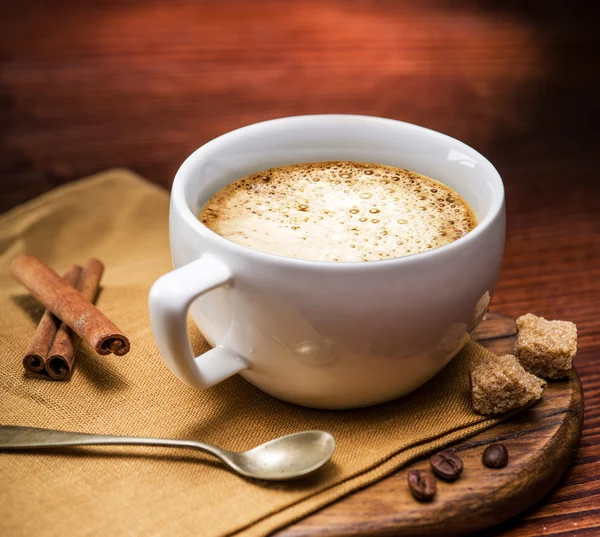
xmin=149 ymin=115 xmax=505 ymax=409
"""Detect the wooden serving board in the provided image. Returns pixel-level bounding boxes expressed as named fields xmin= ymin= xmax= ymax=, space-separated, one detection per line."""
xmin=278 ymin=312 xmax=584 ymax=537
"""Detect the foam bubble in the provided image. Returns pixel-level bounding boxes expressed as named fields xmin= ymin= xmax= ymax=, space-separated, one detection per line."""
xmin=199 ymin=161 xmax=477 ymax=262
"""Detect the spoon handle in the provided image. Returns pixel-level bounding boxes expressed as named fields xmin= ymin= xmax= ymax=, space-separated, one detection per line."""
xmin=0 ymin=425 xmax=219 ymax=456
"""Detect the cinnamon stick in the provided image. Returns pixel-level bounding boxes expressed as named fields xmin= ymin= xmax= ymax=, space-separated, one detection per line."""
xmin=45 ymin=259 xmax=105 ymax=380
xmin=22 ymin=264 xmax=82 ymax=375
xmin=11 ymin=255 xmax=130 ymax=356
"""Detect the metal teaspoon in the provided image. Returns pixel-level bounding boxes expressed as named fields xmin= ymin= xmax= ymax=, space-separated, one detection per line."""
xmin=0 ymin=425 xmax=335 ymax=481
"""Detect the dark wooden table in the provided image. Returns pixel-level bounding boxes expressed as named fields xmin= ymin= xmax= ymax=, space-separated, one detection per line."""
xmin=2 ymin=1 xmax=599 ymax=535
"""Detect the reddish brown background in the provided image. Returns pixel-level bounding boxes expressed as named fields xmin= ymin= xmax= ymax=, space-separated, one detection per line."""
xmin=1 ymin=1 xmax=599 ymax=535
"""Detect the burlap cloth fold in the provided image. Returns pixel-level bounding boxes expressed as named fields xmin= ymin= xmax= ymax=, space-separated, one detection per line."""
xmin=0 ymin=170 xmax=505 ymax=537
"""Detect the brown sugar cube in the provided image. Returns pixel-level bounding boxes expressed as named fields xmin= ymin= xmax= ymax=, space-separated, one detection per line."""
xmin=470 ymin=353 xmax=546 ymax=416
xmin=515 ymin=313 xmax=577 ymax=379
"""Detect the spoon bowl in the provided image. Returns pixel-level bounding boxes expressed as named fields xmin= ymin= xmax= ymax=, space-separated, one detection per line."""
xmin=226 ymin=430 xmax=336 ymax=480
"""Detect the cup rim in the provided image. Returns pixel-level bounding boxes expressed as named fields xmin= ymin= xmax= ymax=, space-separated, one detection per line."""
xmin=172 ymin=114 xmax=505 ymax=270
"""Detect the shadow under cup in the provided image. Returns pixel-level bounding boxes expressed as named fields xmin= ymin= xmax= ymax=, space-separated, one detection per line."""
xmin=168 ymin=115 xmax=505 ymax=409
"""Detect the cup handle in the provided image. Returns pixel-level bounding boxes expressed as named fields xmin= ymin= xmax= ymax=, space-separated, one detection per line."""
xmin=148 ymin=254 xmax=247 ymax=390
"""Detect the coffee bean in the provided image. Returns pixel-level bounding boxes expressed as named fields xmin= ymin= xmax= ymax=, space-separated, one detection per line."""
xmin=482 ymin=443 xmax=509 ymax=468
xmin=429 ymin=450 xmax=463 ymax=481
xmin=407 ymin=470 xmax=436 ymax=501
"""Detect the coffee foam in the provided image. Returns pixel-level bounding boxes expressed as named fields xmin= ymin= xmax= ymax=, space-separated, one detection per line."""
xmin=199 ymin=162 xmax=476 ymax=262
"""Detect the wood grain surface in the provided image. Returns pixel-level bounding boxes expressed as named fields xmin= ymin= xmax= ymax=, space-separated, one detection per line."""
xmin=280 ymin=312 xmax=584 ymax=536
xmin=1 ymin=1 xmax=599 ymax=535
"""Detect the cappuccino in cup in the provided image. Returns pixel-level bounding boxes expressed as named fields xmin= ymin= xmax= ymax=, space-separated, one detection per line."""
xmin=199 ymin=161 xmax=476 ymax=262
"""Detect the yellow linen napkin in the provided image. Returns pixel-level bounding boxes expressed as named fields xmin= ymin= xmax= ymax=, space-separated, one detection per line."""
xmin=0 ymin=170 xmax=504 ymax=537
